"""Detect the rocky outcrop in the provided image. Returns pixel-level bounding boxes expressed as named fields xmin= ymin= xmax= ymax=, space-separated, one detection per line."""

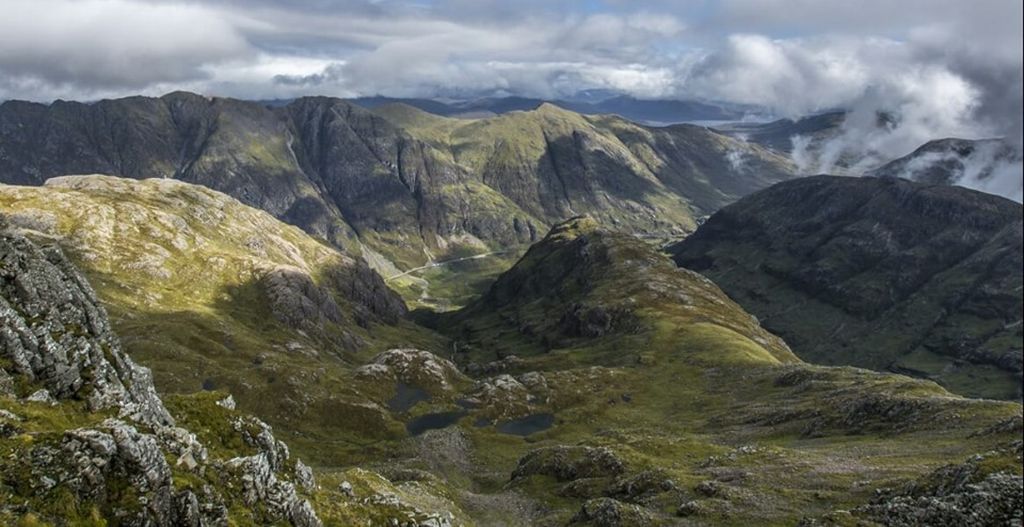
xmin=324 ymin=262 xmax=408 ymax=325
xmin=356 ymin=349 xmax=465 ymax=393
xmin=259 ymin=262 xmax=407 ymax=334
xmin=41 ymin=418 xmax=227 ymax=526
xmin=670 ymin=175 xmax=1024 ymax=399
xmin=0 ymin=229 xmax=171 ymax=425
xmin=804 ymin=450 xmax=1024 ymax=526
xmin=512 ymin=446 xmax=626 ymax=482
xmin=857 ymin=471 xmax=1022 ymax=526
xmin=0 ymin=228 xmax=321 ymax=526
xmin=262 ymin=266 xmax=344 ymax=330
xmin=569 ymin=497 xmax=654 ymax=526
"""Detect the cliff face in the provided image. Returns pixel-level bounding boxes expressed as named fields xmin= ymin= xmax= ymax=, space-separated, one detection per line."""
xmin=1 ymin=227 xmax=171 ymax=425
xmin=0 ymin=226 xmax=322 ymax=526
xmin=670 ymin=175 xmax=1024 ymax=399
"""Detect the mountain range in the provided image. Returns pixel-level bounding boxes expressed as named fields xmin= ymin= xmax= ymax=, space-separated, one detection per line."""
xmin=0 ymin=93 xmax=793 ymax=278
xmin=3 ymin=184 xmax=1021 ymax=524
xmin=0 ymin=91 xmax=1022 ymax=525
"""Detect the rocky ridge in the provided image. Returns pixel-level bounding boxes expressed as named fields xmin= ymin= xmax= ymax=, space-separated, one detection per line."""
xmin=0 ymin=226 xmax=322 ymax=525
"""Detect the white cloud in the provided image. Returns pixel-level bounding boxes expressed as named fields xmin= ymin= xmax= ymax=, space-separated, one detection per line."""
xmin=0 ymin=0 xmax=251 ymax=98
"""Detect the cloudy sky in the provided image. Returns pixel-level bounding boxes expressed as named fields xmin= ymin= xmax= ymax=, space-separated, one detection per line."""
xmin=1 ymin=0 xmax=1021 ymax=193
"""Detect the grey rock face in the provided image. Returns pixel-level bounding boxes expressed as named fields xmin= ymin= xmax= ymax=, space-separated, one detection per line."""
xmin=512 ymin=446 xmax=626 ymax=482
xmin=1 ymin=227 xmax=321 ymax=527
xmin=227 ymin=415 xmax=321 ymax=527
xmin=262 ymin=266 xmax=345 ymax=332
xmin=42 ymin=418 xmax=227 ymax=527
xmin=855 ymin=455 xmax=1024 ymax=527
xmin=226 ymin=451 xmax=321 ymax=527
xmin=0 ymin=230 xmax=172 ymax=425
xmin=261 ymin=263 xmax=407 ymax=349
xmin=570 ymin=497 xmax=654 ymax=526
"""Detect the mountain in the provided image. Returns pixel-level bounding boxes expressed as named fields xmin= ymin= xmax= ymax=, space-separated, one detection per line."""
xmin=372 ymin=101 xmax=794 ymax=223
xmin=0 ymin=92 xmax=796 ymax=288
xmin=436 ymin=215 xmax=797 ymax=366
xmin=3 ymin=189 xmax=1021 ymax=525
xmin=415 ymin=215 xmax=1022 ymax=525
xmin=0 ymin=175 xmax=450 ymax=453
xmin=869 ymin=138 xmax=1024 ymax=200
xmin=669 ymin=175 xmax=1024 ymax=400
xmin=350 ymin=94 xmax=753 ymax=124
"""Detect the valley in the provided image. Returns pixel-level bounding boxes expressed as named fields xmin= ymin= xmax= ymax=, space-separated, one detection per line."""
xmin=0 ymin=93 xmax=1021 ymax=526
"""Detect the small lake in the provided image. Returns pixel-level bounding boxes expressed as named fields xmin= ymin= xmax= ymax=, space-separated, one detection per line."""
xmin=495 ymin=413 xmax=555 ymax=436
xmin=405 ymin=411 xmax=467 ymax=436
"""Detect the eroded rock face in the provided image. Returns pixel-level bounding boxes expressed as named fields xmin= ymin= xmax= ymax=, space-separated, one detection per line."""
xmin=1 ymin=228 xmax=321 ymax=527
xmin=262 ymin=266 xmax=344 ymax=330
xmin=324 ymin=263 xmax=408 ymax=325
xmin=260 ymin=263 xmax=407 ymax=350
xmin=0 ymin=230 xmax=171 ymax=426
xmin=49 ymin=418 xmax=225 ymax=527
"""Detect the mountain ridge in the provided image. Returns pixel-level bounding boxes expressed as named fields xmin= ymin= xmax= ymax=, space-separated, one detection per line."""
xmin=0 ymin=91 xmax=796 ymax=283
xmin=669 ymin=175 xmax=1023 ymax=399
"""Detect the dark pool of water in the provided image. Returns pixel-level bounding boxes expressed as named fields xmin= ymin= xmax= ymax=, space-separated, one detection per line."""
xmin=388 ymin=382 xmax=430 ymax=413
xmin=495 ymin=413 xmax=555 ymax=436
xmin=405 ymin=411 xmax=467 ymax=436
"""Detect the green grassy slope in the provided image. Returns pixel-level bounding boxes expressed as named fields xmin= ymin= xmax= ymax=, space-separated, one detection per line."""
xmin=0 ymin=176 xmax=449 ymax=456
xmin=4 ymin=179 xmax=1018 ymax=525
xmin=406 ymin=216 xmax=1023 ymax=525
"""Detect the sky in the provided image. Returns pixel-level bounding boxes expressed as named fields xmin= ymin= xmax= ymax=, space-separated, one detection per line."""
xmin=0 ymin=0 xmax=1021 ymax=196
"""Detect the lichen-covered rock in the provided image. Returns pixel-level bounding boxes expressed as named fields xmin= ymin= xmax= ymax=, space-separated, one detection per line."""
xmin=0 ymin=228 xmax=321 ymax=526
xmin=853 ymin=455 xmax=1024 ymax=526
xmin=512 ymin=446 xmax=626 ymax=482
xmin=225 ymin=453 xmax=322 ymax=527
xmin=233 ymin=415 xmax=291 ymax=471
xmin=29 ymin=418 xmax=229 ymax=527
xmin=569 ymin=497 xmax=654 ymax=526
xmin=223 ymin=414 xmax=321 ymax=526
xmin=356 ymin=349 xmax=464 ymax=392
xmin=295 ymin=459 xmax=316 ymax=491
xmin=605 ymin=470 xmax=676 ymax=503
xmin=0 ymin=230 xmax=172 ymax=425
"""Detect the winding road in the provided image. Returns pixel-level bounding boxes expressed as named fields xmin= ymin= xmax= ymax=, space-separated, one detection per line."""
xmin=385 ymin=250 xmax=510 ymax=281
